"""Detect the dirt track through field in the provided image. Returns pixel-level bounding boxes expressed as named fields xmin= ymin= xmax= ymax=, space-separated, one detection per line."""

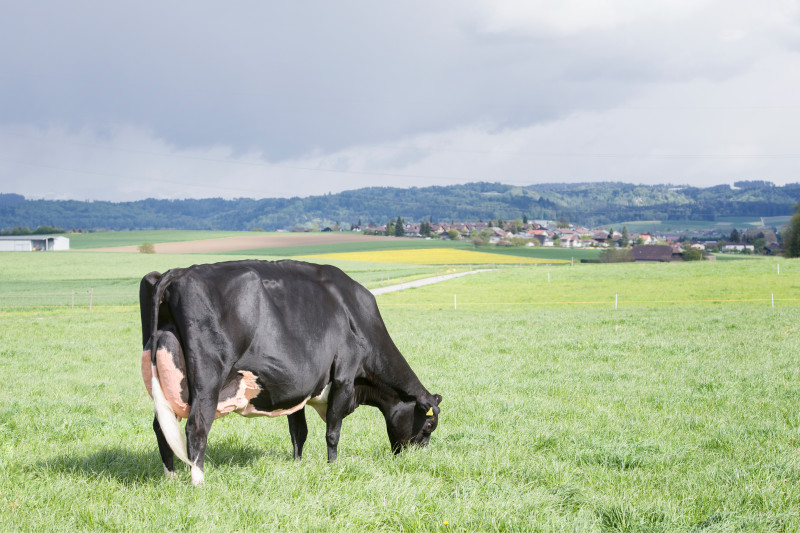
xmin=370 ymin=269 xmax=493 ymax=295
xmin=88 ymin=233 xmax=406 ymax=254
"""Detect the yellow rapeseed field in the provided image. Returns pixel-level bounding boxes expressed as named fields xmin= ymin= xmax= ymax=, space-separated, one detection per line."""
xmin=305 ymin=248 xmax=568 ymax=265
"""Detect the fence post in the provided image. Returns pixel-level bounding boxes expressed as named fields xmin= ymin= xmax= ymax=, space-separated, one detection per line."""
xmin=71 ymin=291 xmax=74 ymax=310
xmin=89 ymin=288 xmax=93 ymax=311
xmin=615 ymin=294 xmax=618 ymax=310
xmin=454 ymin=294 xmax=457 ymax=310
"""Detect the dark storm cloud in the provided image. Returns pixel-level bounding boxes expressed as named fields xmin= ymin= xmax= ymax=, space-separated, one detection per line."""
xmin=2 ymin=1 xmax=800 ymax=201
xmin=0 ymin=2 xmax=717 ymax=159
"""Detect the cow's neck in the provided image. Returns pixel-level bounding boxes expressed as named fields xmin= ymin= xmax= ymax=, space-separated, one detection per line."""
xmin=354 ymin=369 xmax=421 ymax=416
xmin=362 ymin=343 xmax=428 ymax=404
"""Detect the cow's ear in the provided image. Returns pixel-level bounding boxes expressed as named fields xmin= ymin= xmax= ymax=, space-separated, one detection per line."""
xmin=433 ymin=394 xmax=442 ymax=405
xmin=417 ymin=397 xmax=439 ymax=416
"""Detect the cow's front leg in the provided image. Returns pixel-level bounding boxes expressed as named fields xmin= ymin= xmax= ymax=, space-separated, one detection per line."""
xmin=185 ymin=395 xmax=218 ymax=486
xmin=325 ymin=381 xmax=355 ymax=463
xmin=287 ymin=408 xmax=308 ymax=460
xmin=152 ymin=415 xmax=177 ymax=478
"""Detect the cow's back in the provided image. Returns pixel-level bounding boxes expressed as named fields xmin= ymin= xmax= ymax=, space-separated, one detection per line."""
xmin=162 ymin=260 xmax=373 ymax=409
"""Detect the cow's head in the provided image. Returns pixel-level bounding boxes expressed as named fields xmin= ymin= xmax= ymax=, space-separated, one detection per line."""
xmin=386 ymin=393 xmax=442 ymax=454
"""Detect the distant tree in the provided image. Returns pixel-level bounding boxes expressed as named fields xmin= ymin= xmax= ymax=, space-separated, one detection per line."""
xmin=3 ymin=226 xmax=32 ymax=236
xmin=600 ymin=248 xmax=634 ymax=263
xmin=138 ymin=242 xmax=156 ymax=254
xmin=32 ymin=225 xmax=66 ymax=235
xmin=557 ymin=216 xmax=570 ymax=228
xmin=471 ymin=228 xmax=494 ymax=247
xmin=522 ymin=214 xmax=528 ymax=225
xmin=386 ymin=218 xmax=395 ymax=236
xmin=620 ymin=226 xmax=630 ymax=247
xmin=730 ymin=228 xmax=740 ymax=243
xmin=447 ymin=229 xmax=460 ymax=240
xmin=783 ymin=202 xmax=800 ymax=258
xmin=420 ymin=220 xmax=431 ymax=237
xmin=394 ymin=217 xmax=405 ymax=237
xmin=683 ymin=248 xmax=703 ymax=261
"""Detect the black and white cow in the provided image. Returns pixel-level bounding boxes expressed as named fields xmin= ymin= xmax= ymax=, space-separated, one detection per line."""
xmin=140 ymin=259 xmax=441 ymax=485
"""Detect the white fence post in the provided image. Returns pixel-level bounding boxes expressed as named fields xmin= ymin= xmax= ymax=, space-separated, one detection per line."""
xmin=454 ymin=294 xmax=457 ymax=310
xmin=89 ymin=288 xmax=93 ymax=311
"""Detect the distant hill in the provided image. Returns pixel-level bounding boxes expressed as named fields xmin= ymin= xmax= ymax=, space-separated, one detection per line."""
xmin=1 ymin=181 xmax=798 ymax=232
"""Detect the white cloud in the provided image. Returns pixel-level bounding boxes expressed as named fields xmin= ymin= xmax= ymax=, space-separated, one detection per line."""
xmin=1 ymin=1 xmax=799 ymax=200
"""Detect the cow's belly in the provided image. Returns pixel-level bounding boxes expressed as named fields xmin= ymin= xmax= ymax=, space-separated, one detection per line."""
xmin=143 ymin=346 xmax=329 ymax=421
xmin=230 ymin=380 xmax=330 ymax=421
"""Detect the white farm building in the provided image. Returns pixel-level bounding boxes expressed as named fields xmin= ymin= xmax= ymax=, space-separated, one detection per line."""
xmin=0 ymin=235 xmax=70 ymax=251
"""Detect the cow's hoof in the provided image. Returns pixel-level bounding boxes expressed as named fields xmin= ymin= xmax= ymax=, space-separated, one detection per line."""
xmin=191 ymin=466 xmax=205 ymax=486
xmin=163 ymin=466 xmax=178 ymax=480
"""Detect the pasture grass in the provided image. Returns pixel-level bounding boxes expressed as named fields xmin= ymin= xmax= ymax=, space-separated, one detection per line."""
xmin=614 ymin=217 xmax=767 ymax=233
xmin=305 ymin=248 xmax=569 ymax=265
xmin=1 ymin=253 xmax=799 ymax=531
xmin=67 ymin=229 xmax=603 ymax=262
xmin=225 ymin=237 xmax=472 ymax=257
xmin=0 ymin=252 xmax=448 ymax=308
xmin=68 ymin=231 xmax=247 ymax=249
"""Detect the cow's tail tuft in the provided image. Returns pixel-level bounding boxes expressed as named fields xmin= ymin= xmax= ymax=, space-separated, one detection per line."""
xmin=149 ymin=268 xmax=194 ymax=468
xmin=152 ymin=373 xmax=192 ymax=467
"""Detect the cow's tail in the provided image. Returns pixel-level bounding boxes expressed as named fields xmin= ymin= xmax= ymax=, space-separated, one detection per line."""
xmin=149 ymin=269 xmax=194 ymax=468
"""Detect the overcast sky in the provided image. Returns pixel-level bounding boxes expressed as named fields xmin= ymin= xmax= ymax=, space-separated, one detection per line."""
xmin=2 ymin=1 xmax=800 ymax=201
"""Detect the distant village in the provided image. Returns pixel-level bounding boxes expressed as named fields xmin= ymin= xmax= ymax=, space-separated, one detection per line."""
xmin=312 ymin=218 xmax=784 ymax=260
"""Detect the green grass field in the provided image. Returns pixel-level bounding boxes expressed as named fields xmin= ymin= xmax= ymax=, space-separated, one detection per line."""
xmin=67 ymin=230 xmax=248 ymax=249
xmin=68 ymin=229 xmax=602 ymax=262
xmin=611 ymin=217 xmax=771 ymax=234
xmin=1 ymin=250 xmax=799 ymax=531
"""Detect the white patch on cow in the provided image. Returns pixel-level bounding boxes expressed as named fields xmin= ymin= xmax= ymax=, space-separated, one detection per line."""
xmin=163 ymin=465 xmax=178 ymax=480
xmin=151 ymin=372 xmax=192 ymax=468
xmin=216 ymin=370 xmax=262 ymax=418
xmin=237 ymin=397 xmax=311 ymax=418
xmin=306 ymin=382 xmax=331 ymax=421
xmin=191 ymin=465 xmax=204 ymax=486
xmin=155 ymin=347 xmax=190 ymax=419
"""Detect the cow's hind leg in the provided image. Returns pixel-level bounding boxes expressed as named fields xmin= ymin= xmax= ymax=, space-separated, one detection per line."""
xmin=153 ymin=415 xmax=177 ymax=478
xmin=287 ymin=408 xmax=308 ymax=460
xmin=185 ymin=396 xmax=218 ymax=486
xmin=325 ymin=381 xmax=355 ymax=463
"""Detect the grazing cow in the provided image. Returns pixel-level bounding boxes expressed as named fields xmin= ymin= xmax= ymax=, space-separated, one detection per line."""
xmin=139 ymin=259 xmax=442 ymax=485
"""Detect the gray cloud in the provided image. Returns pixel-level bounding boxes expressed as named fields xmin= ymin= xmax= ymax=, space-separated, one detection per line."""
xmin=1 ymin=1 xmax=799 ymax=201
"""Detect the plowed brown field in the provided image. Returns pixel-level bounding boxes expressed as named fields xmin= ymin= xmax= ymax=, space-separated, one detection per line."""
xmin=89 ymin=233 xmax=404 ymax=254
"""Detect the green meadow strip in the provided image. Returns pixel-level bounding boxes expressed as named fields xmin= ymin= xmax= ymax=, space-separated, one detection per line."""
xmin=1 ymin=252 xmax=799 ymax=530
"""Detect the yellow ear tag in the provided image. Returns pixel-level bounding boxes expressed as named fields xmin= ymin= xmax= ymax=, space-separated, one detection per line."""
xmin=426 ymin=407 xmax=434 ymax=417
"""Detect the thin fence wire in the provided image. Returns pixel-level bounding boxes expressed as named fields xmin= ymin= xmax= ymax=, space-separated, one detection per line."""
xmin=1 ymin=292 xmax=797 ymax=310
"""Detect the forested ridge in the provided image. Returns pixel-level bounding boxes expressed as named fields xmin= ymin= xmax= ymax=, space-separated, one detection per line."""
xmin=1 ymin=180 xmax=798 ymax=232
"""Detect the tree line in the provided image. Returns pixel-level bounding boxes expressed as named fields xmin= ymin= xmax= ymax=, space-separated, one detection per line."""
xmin=1 ymin=181 xmax=799 ymax=233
